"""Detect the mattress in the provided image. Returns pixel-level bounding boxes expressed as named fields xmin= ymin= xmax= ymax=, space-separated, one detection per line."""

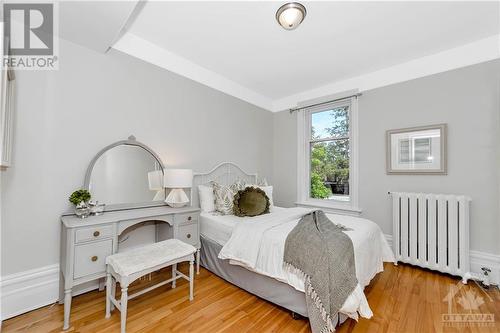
xmin=200 ymin=207 xmax=288 ymax=246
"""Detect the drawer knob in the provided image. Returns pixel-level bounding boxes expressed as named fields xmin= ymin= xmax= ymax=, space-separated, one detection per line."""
xmin=91 ymin=256 xmax=98 ymax=262
xmin=93 ymin=231 xmax=100 ymax=237
xmin=187 ymin=233 xmax=191 ymax=239
xmin=187 ymin=216 xmax=192 ymax=221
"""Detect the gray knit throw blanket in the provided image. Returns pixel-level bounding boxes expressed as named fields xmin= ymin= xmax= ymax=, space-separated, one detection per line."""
xmin=284 ymin=210 xmax=357 ymax=333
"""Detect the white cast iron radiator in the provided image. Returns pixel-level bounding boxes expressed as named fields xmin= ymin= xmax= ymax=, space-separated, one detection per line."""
xmin=391 ymin=192 xmax=472 ymax=283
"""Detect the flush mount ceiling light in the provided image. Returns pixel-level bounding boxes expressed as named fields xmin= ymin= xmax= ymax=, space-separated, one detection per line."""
xmin=276 ymin=2 xmax=307 ymax=30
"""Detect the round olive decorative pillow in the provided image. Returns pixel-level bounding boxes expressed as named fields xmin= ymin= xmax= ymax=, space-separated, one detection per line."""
xmin=233 ymin=186 xmax=270 ymax=217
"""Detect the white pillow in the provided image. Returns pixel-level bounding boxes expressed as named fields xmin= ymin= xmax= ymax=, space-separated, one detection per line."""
xmin=198 ymin=185 xmax=215 ymax=213
xmin=246 ymin=184 xmax=274 ymax=211
xmin=212 ymin=182 xmax=243 ymax=215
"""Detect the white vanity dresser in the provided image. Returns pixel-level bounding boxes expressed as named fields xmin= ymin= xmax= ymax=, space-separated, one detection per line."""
xmin=59 ymin=136 xmax=200 ymax=330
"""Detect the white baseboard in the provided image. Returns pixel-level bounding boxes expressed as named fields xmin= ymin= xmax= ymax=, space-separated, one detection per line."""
xmin=1 ymin=264 xmax=59 ymax=320
xmin=0 ymin=264 xmax=99 ymax=320
xmin=384 ymin=233 xmax=500 ymax=285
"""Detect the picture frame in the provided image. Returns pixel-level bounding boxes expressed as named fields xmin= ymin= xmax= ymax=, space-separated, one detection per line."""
xmin=386 ymin=124 xmax=447 ymax=175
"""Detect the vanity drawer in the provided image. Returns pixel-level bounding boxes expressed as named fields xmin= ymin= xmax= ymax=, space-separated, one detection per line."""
xmin=176 ymin=213 xmax=198 ymax=226
xmin=177 ymin=223 xmax=199 ymax=247
xmin=74 ymin=239 xmax=112 ymax=279
xmin=75 ymin=225 xmax=113 ymax=243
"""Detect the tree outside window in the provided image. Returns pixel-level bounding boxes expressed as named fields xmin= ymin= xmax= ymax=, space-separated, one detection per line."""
xmin=309 ymin=106 xmax=350 ymax=201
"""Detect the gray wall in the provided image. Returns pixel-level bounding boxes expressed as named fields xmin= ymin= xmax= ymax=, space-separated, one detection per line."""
xmin=273 ymin=59 xmax=500 ymax=255
xmin=0 ymin=39 xmax=273 ymax=276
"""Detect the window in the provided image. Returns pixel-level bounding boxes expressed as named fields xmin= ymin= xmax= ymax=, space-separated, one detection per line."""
xmin=297 ymin=97 xmax=359 ymax=212
xmin=310 ymin=106 xmax=350 ymax=200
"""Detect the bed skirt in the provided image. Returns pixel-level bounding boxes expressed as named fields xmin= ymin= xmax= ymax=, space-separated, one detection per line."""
xmin=200 ymin=235 xmax=309 ymax=317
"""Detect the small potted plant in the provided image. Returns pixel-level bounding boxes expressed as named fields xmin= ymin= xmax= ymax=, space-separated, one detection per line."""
xmin=69 ymin=189 xmax=91 ymax=218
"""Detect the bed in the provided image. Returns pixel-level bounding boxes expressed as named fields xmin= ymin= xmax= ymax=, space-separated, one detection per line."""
xmin=193 ymin=162 xmax=394 ymax=323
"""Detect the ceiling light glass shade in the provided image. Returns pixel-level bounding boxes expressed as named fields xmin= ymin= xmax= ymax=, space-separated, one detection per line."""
xmin=276 ymin=2 xmax=306 ymax=30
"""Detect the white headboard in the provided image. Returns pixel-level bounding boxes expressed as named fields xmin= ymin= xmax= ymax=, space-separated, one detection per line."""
xmin=192 ymin=162 xmax=258 ymax=208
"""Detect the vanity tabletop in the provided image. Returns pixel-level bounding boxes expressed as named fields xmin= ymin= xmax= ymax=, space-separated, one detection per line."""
xmin=61 ymin=205 xmax=200 ymax=228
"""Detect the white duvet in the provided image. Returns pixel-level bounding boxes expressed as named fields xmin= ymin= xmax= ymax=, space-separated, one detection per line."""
xmin=217 ymin=207 xmax=395 ymax=320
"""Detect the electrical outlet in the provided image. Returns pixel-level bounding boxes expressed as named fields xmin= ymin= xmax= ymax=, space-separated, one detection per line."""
xmin=480 ymin=267 xmax=492 ymax=287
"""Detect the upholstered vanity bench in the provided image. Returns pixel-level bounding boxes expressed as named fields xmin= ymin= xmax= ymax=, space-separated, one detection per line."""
xmin=105 ymin=238 xmax=196 ymax=333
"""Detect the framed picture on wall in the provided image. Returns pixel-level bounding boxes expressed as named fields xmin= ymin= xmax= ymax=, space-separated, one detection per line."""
xmin=386 ymin=124 xmax=447 ymax=174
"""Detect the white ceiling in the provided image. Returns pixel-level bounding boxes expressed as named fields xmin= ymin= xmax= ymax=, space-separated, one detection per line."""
xmin=114 ymin=1 xmax=500 ymax=111
xmin=59 ymin=1 xmax=140 ymax=53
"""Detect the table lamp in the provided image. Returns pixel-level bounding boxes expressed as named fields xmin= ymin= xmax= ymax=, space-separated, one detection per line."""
xmin=163 ymin=169 xmax=193 ymax=207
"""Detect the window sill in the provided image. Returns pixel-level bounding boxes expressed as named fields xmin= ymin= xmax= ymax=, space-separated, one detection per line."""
xmin=295 ymin=201 xmax=362 ymax=216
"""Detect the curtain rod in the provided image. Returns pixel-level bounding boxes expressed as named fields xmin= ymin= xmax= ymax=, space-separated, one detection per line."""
xmin=289 ymin=93 xmax=362 ymax=114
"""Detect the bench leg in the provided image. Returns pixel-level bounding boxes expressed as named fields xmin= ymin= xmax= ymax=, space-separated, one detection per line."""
xmin=111 ymin=279 xmax=116 ymax=311
xmin=172 ymin=263 xmax=177 ymax=288
xmin=105 ymin=273 xmax=112 ymax=318
xmin=120 ymin=287 xmax=128 ymax=333
xmin=189 ymin=260 xmax=194 ymax=301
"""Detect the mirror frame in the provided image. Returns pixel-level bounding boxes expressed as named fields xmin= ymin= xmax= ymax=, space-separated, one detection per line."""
xmin=83 ymin=135 xmax=166 ymax=211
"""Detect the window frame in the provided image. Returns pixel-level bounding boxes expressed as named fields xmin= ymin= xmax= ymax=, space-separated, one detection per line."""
xmin=296 ymin=97 xmax=360 ymax=214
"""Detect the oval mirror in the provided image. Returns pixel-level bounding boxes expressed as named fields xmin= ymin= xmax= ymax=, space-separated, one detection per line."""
xmin=84 ymin=136 xmax=166 ymax=210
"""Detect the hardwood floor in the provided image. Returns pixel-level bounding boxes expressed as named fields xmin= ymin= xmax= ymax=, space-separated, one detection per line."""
xmin=3 ymin=263 xmax=500 ymax=333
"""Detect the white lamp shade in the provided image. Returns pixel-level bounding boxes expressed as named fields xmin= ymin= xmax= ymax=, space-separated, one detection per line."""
xmin=148 ymin=170 xmax=164 ymax=191
xmin=163 ymin=169 xmax=193 ymax=188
